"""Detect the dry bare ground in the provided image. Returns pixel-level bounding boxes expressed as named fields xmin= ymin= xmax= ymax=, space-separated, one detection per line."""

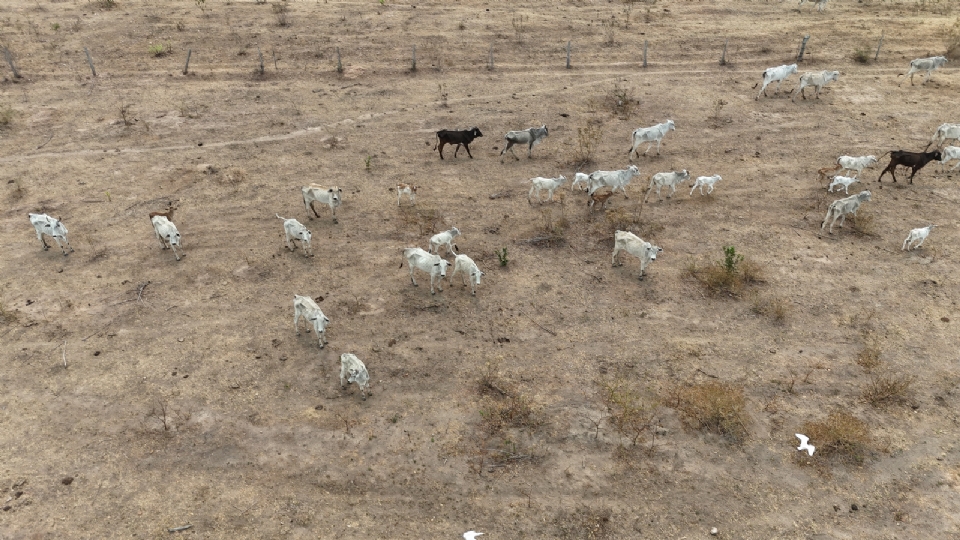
xmin=2 ymin=0 xmax=960 ymax=538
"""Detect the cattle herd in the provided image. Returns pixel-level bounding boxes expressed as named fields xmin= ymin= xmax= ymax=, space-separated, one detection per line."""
xmin=23 ymin=51 xmax=956 ymax=403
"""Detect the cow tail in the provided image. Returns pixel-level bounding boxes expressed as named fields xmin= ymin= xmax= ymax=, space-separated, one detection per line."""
xmin=433 ymin=133 xmax=439 ymax=151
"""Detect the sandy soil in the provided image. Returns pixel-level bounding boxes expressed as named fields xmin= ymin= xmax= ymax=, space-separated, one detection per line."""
xmin=2 ymin=0 xmax=960 ymax=538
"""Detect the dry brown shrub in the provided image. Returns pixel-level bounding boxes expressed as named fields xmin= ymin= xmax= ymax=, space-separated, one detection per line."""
xmin=849 ymin=209 xmax=877 ymax=237
xmin=862 ymin=371 xmax=914 ymax=407
xmin=855 ymin=345 xmax=882 ymax=372
xmin=220 ymin=166 xmax=247 ymax=186
xmin=554 ymin=506 xmax=613 ymax=540
xmin=687 ymin=246 xmax=763 ymax=298
xmin=750 ymin=294 xmax=789 ymax=324
xmin=476 ymin=363 xmax=539 ymax=436
xmin=399 ymin=205 xmax=444 ymax=236
xmin=597 ymin=380 xmax=657 ymax=447
xmin=946 ymin=17 xmax=960 ymax=60
xmin=667 ymin=381 xmax=749 ymax=443
xmin=801 ymin=412 xmax=872 ymax=464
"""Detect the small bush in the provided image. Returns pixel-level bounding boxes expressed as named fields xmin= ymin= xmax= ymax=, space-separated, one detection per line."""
xmin=0 ymin=104 xmax=15 ymax=129
xmin=598 ymin=380 xmax=657 ymax=447
xmin=573 ymin=122 xmax=603 ymax=167
xmin=750 ymin=294 xmax=789 ymax=324
xmin=801 ymin=412 xmax=872 ymax=464
xmin=862 ymin=372 xmax=914 ymax=407
xmin=852 ymin=47 xmax=871 ymax=64
xmin=96 ymin=0 xmax=117 ymax=9
xmin=610 ymin=82 xmax=637 ymax=119
xmin=849 ymin=209 xmax=877 ymax=237
xmin=855 ymin=345 xmax=882 ymax=372
xmin=946 ymin=16 xmax=960 ymax=60
xmin=554 ymin=506 xmax=613 ymax=540
xmin=273 ymin=2 xmax=290 ymax=26
xmin=496 ymin=247 xmax=508 ymax=267
xmin=688 ymin=246 xmax=763 ymax=297
xmin=220 ymin=166 xmax=247 ymax=186
xmin=668 ymin=381 xmax=749 ymax=443
xmin=149 ymin=43 xmax=169 ymax=57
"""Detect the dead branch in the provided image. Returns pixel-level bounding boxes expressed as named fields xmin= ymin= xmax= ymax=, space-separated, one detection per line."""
xmin=518 ymin=309 xmax=557 ymax=336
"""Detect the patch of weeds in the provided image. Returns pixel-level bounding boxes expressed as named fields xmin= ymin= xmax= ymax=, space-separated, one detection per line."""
xmin=666 ymin=381 xmax=750 ymax=443
xmin=511 ymin=14 xmax=527 ymax=43
xmin=947 ymin=17 xmax=960 ymax=60
xmin=149 ymin=43 xmax=170 ymax=57
xmin=399 ymin=205 xmax=444 ymax=235
xmin=687 ymin=246 xmax=764 ymax=297
xmin=273 ymin=2 xmax=290 ymax=27
xmin=0 ymin=104 xmax=16 ymax=129
xmin=598 ymin=380 xmax=657 ymax=447
xmin=496 ymin=248 xmax=508 ymax=267
xmin=709 ymin=97 xmax=730 ymax=128
xmin=437 ymin=83 xmax=448 ymax=108
xmin=572 ymin=121 xmax=603 ymax=167
xmin=610 ymin=81 xmax=637 ymax=119
xmin=862 ymin=371 xmax=914 ymax=407
xmin=849 ymin=209 xmax=877 ymax=237
xmin=8 ymin=179 xmax=26 ymax=201
xmin=801 ymin=412 xmax=872 ymax=465
xmin=750 ymin=294 xmax=789 ymax=324
xmin=95 ymin=0 xmax=117 ymax=9
xmin=532 ymin=204 xmax=568 ymax=247
xmin=0 ymin=300 xmax=19 ymax=325
xmin=219 ymin=166 xmax=247 ymax=187
xmin=855 ymin=345 xmax=882 ymax=372
xmin=852 ymin=47 xmax=871 ymax=64
xmin=554 ymin=505 xmax=613 ymax=540
xmin=119 ymin=103 xmax=135 ymax=127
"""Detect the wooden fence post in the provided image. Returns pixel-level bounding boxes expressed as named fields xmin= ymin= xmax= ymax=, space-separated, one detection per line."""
xmin=182 ymin=49 xmax=192 ymax=75
xmin=720 ymin=39 xmax=728 ymax=65
xmin=411 ymin=45 xmax=417 ymax=71
xmin=797 ymin=35 xmax=810 ymax=63
xmin=84 ymin=47 xmax=97 ymax=77
xmin=874 ymin=32 xmax=884 ymax=62
xmin=642 ymin=40 xmax=648 ymax=68
xmin=336 ymin=47 xmax=343 ymax=74
xmin=2 ymin=46 xmax=20 ymax=79
xmin=566 ymin=41 xmax=571 ymax=69
xmin=257 ymin=46 xmax=264 ymax=75
xmin=488 ymin=44 xmax=493 ymax=71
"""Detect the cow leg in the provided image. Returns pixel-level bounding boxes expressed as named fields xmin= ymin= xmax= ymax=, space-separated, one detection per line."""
xmin=309 ymin=201 xmax=321 ymax=218
xmin=612 ymin=246 xmax=621 ymax=266
xmin=527 ymin=142 xmax=534 ymax=159
xmin=294 ymin=311 xmax=302 ymax=335
xmin=656 ymin=139 xmax=662 ymax=155
xmin=463 ymin=142 xmax=473 ymax=159
xmin=409 ymin=265 xmax=418 ymax=287
xmin=453 ymin=144 xmax=461 ymax=158
xmin=437 ymin=141 xmax=446 ymax=160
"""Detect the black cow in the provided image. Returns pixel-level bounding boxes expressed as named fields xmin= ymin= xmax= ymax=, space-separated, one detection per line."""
xmin=877 ymin=150 xmax=943 ymax=184
xmin=434 ymin=127 xmax=483 ymax=160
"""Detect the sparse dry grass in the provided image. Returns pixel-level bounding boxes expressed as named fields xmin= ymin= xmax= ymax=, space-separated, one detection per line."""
xmin=946 ymin=16 xmax=960 ymax=59
xmin=687 ymin=246 xmax=764 ymax=298
xmin=572 ymin=121 xmax=603 ymax=168
xmin=801 ymin=412 xmax=872 ymax=465
xmin=862 ymin=371 xmax=914 ymax=407
xmin=750 ymin=294 xmax=789 ymax=324
xmin=667 ymin=381 xmax=750 ymax=443
xmin=0 ymin=104 xmax=16 ymax=129
xmin=849 ymin=209 xmax=877 ymax=237
xmin=476 ymin=362 xmax=540 ymax=436
xmin=855 ymin=345 xmax=882 ymax=372
xmin=598 ymin=379 xmax=657 ymax=447
xmin=554 ymin=506 xmax=613 ymax=540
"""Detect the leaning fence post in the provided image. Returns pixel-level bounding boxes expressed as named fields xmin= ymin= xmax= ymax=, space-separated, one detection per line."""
xmin=83 ymin=47 xmax=97 ymax=77
xmin=411 ymin=45 xmax=417 ymax=71
xmin=566 ymin=41 xmax=571 ymax=69
xmin=182 ymin=49 xmax=192 ymax=75
xmin=642 ymin=40 xmax=648 ymax=68
xmin=720 ymin=38 xmax=728 ymax=66
xmin=796 ymin=34 xmax=810 ymax=63
xmin=488 ymin=44 xmax=494 ymax=70
xmin=2 ymin=46 xmax=20 ymax=79
xmin=874 ymin=32 xmax=884 ymax=62
xmin=336 ymin=47 xmax=343 ymax=74
xmin=257 ymin=46 xmax=264 ymax=75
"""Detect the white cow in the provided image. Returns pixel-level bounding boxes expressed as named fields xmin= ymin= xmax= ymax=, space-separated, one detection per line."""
xmin=612 ymin=230 xmax=662 ymax=279
xmin=644 ymin=170 xmax=690 ymax=203
xmin=821 ymin=190 xmax=872 ymax=233
xmin=586 ymin=165 xmax=641 ymax=198
xmin=293 ymin=294 xmax=330 ymax=348
xmin=899 ymin=56 xmax=948 ymax=86
xmin=793 ymin=70 xmax=840 ymax=101
xmin=629 ymin=120 xmax=675 ymax=157
xmin=301 ymin=184 xmax=343 ymax=222
xmin=276 ymin=214 xmax=312 ymax=257
xmin=827 ymin=175 xmax=860 ymax=194
xmin=397 ymin=183 xmax=418 ymax=206
xmin=902 ymin=225 xmax=935 ymax=251
xmin=151 ymin=216 xmax=184 ymax=261
xmin=402 ymin=247 xmax=449 ymax=294
xmin=798 ymin=0 xmax=828 ymax=12
xmin=754 ymin=64 xmax=798 ymax=99
xmin=571 ymin=172 xmax=591 ymax=192
xmin=500 ymin=125 xmax=549 ymax=162
xmin=939 ymin=146 xmax=960 ymax=172
xmin=429 ymin=227 xmax=461 ymax=256
xmin=339 ymin=353 xmax=370 ymax=401
xmin=836 ymin=155 xmax=878 ymax=177
xmin=528 ymin=175 xmax=568 ymax=204
xmin=930 ymin=124 xmax=960 ymax=149
xmin=28 ymin=213 xmax=73 ymax=256
xmin=451 ymin=254 xmax=483 ymax=296
xmin=690 ymin=174 xmax=722 ymax=196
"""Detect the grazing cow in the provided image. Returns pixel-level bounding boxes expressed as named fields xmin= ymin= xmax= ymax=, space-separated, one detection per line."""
xmin=589 ymin=189 xmax=616 ymax=210
xmin=451 ymin=254 xmax=483 ymax=296
xmin=434 ymin=127 xmax=483 ymax=159
xmin=821 ymin=190 xmax=872 ymax=233
xmin=293 ymin=294 xmax=330 ymax=348
xmin=644 ymin=170 xmax=690 ymax=203
xmin=628 ymin=120 xmax=675 ymax=157
xmin=586 ymin=165 xmax=641 ymax=198
xmin=817 ymin=164 xmax=842 ymax=186
xmin=899 ymin=56 xmax=948 ymax=86
xmin=571 ymin=172 xmax=591 ymax=192
xmin=798 ymin=0 xmax=828 ymax=12
xmin=792 ymin=70 xmax=840 ymax=101
xmin=929 ymin=123 xmax=960 ymax=150
xmin=301 ymin=184 xmax=343 ymax=222
xmin=276 ymin=214 xmax=312 ymax=257
xmin=837 ymin=155 xmax=878 ymax=177
xmin=754 ymin=64 xmax=798 ymax=99
xmin=877 ymin=150 xmax=942 ymax=184
xmin=28 ymin=213 xmax=73 ymax=256
xmin=690 ymin=174 xmax=722 ymax=196
xmin=339 ymin=353 xmax=370 ymax=401
xmin=938 ymin=146 xmax=960 ymax=172
xmin=827 ymin=175 xmax=860 ymax=194
xmin=397 ymin=183 xmax=419 ymax=206
xmin=401 ymin=247 xmax=449 ymax=294
xmin=528 ymin=175 xmax=568 ymax=204
xmin=612 ymin=230 xmax=662 ymax=279
xmin=151 ymin=216 xmax=184 ymax=261
xmin=500 ymin=125 xmax=549 ymax=162
xmin=902 ymin=225 xmax=935 ymax=251
xmin=429 ymin=227 xmax=461 ymax=256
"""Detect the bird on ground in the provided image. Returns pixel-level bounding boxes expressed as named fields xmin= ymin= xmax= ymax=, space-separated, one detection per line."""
xmin=796 ymin=433 xmax=816 ymax=456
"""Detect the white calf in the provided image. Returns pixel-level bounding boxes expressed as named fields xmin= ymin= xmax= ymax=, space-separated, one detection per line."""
xmin=644 ymin=170 xmax=690 ymax=202
xmin=690 ymin=174 xmax=722 ymax=196
xmin=340 ymin=353 xmax=370 ymax=401
xmin=899 ymin=56 xmax=948 ymax=86
xmin=587 ymin=165 xmax=641 ymax=198
xmin=301 ymin=184 xmax=343 ymax=222
xmin=798 ymin=0 xmax=828 ymax=12
xmin=930 ymin=124 xmax=960 ymax=149
xmin=836 ymin=155 xmax=878 ymax=177
xmin=821 ymin=190 xmax=872 ymax=233
xmin=276 ymin=214 xmax=312 ymax=257
xmin=429 ymin=227 xmax=460 ymax=256
xmin=571 ymin=172 xmax=591 ymax=192
xmin=27 ymin=213 xmax=73 ymax=256
xmin=528 ymin=175 xmax=567 ymax=204
xmin=827 ymin=175 xmax=859 ymax=194
xmin=451 ymin=254 xmax=483 ymax=296
xmin=151 ymin=216 xmax=184 ymax=261
xmin=629 ymin=120 xmax=675 ymax=157
xmin=939 ymin=146 xmax=960 ymax=172
xmin=902 ymin=225 xmax=935 ymax=251
xmin=402 ymin=247 xmax=449 ymax=294
xmin=793 ymin=70 xmax=840 ymax=101
xmin=397 ymin=183 xmax=418 ymax=206
xmin=754 ymin=64 xmax=798 ymax=99
xmin=612 ymin=230 xmax=662 ymax=279
xmin=293 ymin=294 xmax=330 ymax=348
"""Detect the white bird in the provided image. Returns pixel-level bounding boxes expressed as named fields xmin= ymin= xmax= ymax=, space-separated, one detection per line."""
xmin=796 ymin=433 xmax=816 ymax=456
xmin=464 ymin=532 xmax=484 ymax=540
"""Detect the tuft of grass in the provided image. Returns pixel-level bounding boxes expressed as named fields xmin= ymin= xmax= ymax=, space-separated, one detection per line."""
xmin=801 ymin=412 xmax=872 ymax=464
xmin=852 ymin=47 xmax=871 ymax=64
xmin=849 ymin=209 xmax=877 ymax=237
xmin=149 ymin=43 xmax=170 ymax=57
xmin=0 ymin=104 xmax=16 ymax=129
xmin=572 ymin=122 xmax=603 ymax=167
xmin=687 ymin=246 xmax=764 ymax=297
xmin=496 ymin=247 xmax=508 ymax=267
xmin=554 ymin=506 xmax=613 ymax=540
xmin=0 ymin=300 xmax=19 ymax=324
xmin=862 ymin=371 xmax=914 ymax=407
xmin=750 ymin=294 xmax=789 ymax=324
xmin=946 ymin=16 xmax=960 ymax=60
xmin=272 ymin=2 xmax=290 ymax=26
xmin=598 ymin=380 xmax=657 ymax=447
xmin=855 ymin=345 xmax=882 ymax=372
xmin=667 ymin=381 xmax=750 ymax=443
xmin=220 ymin=166 xmax=247 ymax=186
xmin=610 ymin=82 xmax=637 ymax=119
xmin=95 ymin=0 xmax=117 ymax=9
